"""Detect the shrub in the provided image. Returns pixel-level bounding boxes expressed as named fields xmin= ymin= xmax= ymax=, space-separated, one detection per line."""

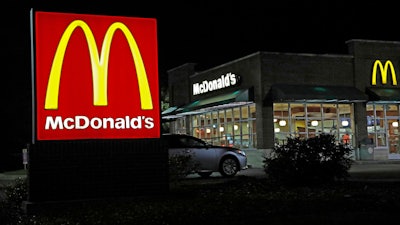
xmin=168 ymin=154 xmax=199 ymax=182
xmin=263 ymin=133 xmax=353 ymax=185
xmin=0 ymin=177 xmax=28 ymax=225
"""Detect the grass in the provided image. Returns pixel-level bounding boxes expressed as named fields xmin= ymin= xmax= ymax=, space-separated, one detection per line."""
xmin=1 ymin=169 xmax=27 ymax=176
xmin=2 ymin=175 xmax=400 ymax=225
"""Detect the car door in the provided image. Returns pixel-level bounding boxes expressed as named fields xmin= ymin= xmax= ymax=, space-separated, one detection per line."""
xmin=182 ymin=136 xmax=218 ymax=171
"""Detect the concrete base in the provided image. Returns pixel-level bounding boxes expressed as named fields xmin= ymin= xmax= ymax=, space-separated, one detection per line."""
xmin=245 ymin=149 xmax=272 ymax=168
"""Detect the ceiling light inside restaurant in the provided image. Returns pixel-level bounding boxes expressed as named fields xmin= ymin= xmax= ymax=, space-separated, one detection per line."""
xmin=311 ymin=120 xmax=318 ymax=126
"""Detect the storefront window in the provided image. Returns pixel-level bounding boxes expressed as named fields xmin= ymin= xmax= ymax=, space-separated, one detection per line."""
xmin=274 ymin=103 xmax=290 ymax=144
xmin=185 ymin=103 xmax=256 ymax=149
xmin=211 ymin=111 xmax=219 ymax=145
xmin=367 ymin=103 xmax=400 ymax=156
xmin=338 ymin=104 xmax=352 ymax=145
xmin=322 ymin=104 xmax=338 ymax=136
xmin=367 ymin=104 xmax=386 ymax=147
xmin=171 ymin=117 xmax=186 ymax=134
xmin=307 ymin=104 xmax=322 ymax=138
xmin=386 ymin=105 xmax=400 ymax=154
xmin=274 ymin=103 xmax=355 ymax=145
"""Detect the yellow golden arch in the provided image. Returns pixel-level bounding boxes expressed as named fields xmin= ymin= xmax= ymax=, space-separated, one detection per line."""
xmin=371 ymin=60 xmax=397 ymax=85
xmin=45 ymin=20 xmax=153 ymax=110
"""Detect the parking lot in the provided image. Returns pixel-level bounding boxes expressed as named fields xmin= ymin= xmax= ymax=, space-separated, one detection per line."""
xmin=183 ymin=160 xmax=400 ymax=182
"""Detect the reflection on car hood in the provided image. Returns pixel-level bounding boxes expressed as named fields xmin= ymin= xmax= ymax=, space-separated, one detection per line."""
xmin=210 ymin=145 xmax=244 ymax=153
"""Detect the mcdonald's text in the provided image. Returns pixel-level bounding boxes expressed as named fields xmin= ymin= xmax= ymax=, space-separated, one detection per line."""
xmin=193 ymin=72 xmax=238 ymax=95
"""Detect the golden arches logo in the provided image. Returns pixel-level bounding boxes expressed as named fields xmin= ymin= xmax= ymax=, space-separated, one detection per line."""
xmin=45 ymin=20 xmax=153 ymax=110
xmin=371 ymin=60 xmax=397 ymax=85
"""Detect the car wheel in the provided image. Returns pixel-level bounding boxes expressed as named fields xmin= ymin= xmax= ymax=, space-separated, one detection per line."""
xmin=198 ymin=172 xmax=212 ymax=178
xmin=219 ymin=156 xmax=239 ymax=177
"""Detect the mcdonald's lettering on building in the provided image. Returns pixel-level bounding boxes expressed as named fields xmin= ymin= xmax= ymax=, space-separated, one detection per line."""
xmin=371 ymin=60 xmax=398 ymax=86
xmin=33 ymin=11 xmax=160 ymax=140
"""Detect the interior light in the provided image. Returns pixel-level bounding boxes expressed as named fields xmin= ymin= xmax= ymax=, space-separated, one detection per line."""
xmin=393 ymin=121 xmax=399 ymax=128
xmin=311 ymin=120 xmax=318 ymax=126
xmin=341 ymin=120 xmax=349 ymax=127
xmin=234 ymin=125 xmax=239 ymax=130
xmin=206 ymin=128 xmax=211 ymax=133
xmin=279 ymin=120 xmax=286 ymax=126
xmin=274 ymin=128 xmax=280 ymax=132
xmin=219 ymin=127 xmax=224 ymax=132
xmin=273 ymin=118 xmax=278 ymax=123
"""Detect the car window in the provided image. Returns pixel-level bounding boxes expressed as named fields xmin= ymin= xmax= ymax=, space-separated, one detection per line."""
xmin=178 ymin=136 xmax=207 ymax=148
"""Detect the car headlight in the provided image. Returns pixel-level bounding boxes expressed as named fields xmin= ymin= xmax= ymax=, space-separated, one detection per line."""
xmin=235 ymin=149 xmax=246 ymax=156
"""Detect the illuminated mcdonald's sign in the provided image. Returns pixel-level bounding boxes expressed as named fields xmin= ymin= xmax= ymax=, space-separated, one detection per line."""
xmin=45 ymin=20 xmax=153 ymax=110
xmin=371 ymin=60 xmax=397 ymax=85
xmin=34 ymin=11 xmax=160 ymax=140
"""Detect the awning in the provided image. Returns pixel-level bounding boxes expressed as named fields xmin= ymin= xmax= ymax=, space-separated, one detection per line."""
xmin=366 ymin=87 xmax=400 ymax=102
xmin=162 ymin=89 xmax=253 ymax=119
xmin=270 ymin=84 xmax=368 ymax=103
xmin=161 ymin=106 xmax=182 ymax=121
xmin=182 ymin=89 xmax=252 ymax=111
xmin=161 ymin=106 xmax=179 ymax=115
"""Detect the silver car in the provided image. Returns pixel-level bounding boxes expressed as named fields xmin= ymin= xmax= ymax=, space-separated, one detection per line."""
xmin=163 ymin=133 xmax=247 ymax=177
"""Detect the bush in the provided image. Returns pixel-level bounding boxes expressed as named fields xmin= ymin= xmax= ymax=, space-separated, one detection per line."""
xmin=263 ymin=133 xmax=353 ymax=185
xmin=168 ymin=154 xmax=199 ymax=182
xmin=0 ymin=177 xmax=28 ymax=225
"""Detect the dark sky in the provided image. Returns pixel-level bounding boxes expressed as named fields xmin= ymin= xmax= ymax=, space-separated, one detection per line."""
xmin=7 ymin=1 xmax=399 ymax=76
xmin=1 ymin=0 xmax=399 ymax=152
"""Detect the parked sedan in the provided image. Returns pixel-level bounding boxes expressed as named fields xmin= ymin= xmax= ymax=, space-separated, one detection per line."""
xmin=163 ymin=133 xmax=248 ymax=177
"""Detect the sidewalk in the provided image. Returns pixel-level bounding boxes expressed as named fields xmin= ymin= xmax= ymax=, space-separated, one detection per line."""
xmin=244 ymin=149 xmax=400 ymax=182
xmin=245 ymin=148 xmax=400 ymax=168
xmin=0 ymin=170 xmax=27 ymax=186
xmin=348 ymin=160 xmax=400 ymax=181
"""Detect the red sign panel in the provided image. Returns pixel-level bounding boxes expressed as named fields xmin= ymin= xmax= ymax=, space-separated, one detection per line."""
xmin=34 ymin=11 xmax=160 ymax=140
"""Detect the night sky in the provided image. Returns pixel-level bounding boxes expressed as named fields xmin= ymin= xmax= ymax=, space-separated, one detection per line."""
xmin=1 ymin=0 xmax=398 ymax=168
xmin=7 ymin=1 xmax=399 ymax=77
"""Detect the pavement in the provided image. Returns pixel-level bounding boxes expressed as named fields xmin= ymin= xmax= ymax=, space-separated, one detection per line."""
xmin=346 ymin=160 xmax=400 ymax=182
xmin=242 ymin=149 xmax=400 ymax=181
xmin=1 ymin=159 xmax=400 ymax=201
xmin=176 ymin=158 xmax=400 ymax=184
xmin=1 ymin=155 xmax=400 ymax=187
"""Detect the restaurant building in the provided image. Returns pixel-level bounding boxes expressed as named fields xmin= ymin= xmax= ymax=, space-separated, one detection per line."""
xmin=163 ymin=39 xmax=400 ymax=161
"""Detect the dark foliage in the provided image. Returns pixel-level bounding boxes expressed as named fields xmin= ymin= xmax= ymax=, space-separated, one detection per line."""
xmin=168 ymin=154 xmax=199 ymax=182
xmin=2 ymin=175 xmax=400 ymax=225
xmin=0 ymin=177 xmax=29 ymax=224
xmin=263 ymin=134 xmax=353 ymax=185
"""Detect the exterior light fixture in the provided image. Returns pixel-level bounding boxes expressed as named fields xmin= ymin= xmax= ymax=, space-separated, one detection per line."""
xmin=341 ymin=120 xmax=349 ymax=127
xmin=393 ymin=121 xmax=399 ymax=128
xmin=279 ymin=120 xmax=286 ymax=126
